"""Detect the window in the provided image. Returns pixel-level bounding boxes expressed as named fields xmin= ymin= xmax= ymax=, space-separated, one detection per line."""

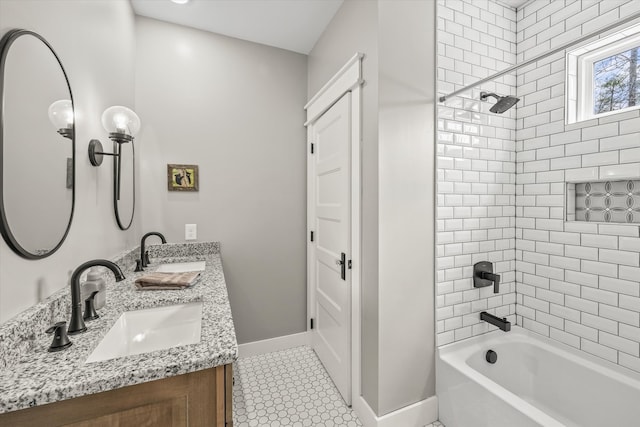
xmin=567 ymin=23 xmax=640 ymax=123
xmin=593 ymin=47 xmax=640 ymax=115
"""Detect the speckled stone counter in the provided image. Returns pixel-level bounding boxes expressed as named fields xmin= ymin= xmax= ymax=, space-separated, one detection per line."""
xmin=0 ymin=242 xmax=237 ymax=414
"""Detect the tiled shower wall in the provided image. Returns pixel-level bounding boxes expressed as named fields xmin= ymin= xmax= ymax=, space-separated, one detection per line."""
xmin=436 ymin=0 xmax=517 ymax=346
xmin=516 ymin=0 xmax=640 ymax=373
xmin=436 ymin=0 xmax=640 ymax=372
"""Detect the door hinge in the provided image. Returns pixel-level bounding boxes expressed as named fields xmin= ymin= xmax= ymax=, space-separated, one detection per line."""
xmin=310 ymin=318 xmax=314 ymax=329
xmin=310 ymin=142 xmax=314 ymax=154
xmin=310 ymin=231 xmax=314 ymax=242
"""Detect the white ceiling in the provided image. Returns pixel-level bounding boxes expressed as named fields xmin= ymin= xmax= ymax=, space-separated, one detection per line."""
xmin=131 ymin=0 xmax=344 ymax=55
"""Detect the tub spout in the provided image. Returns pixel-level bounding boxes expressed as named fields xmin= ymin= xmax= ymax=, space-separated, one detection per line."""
xmin=480 ymin=311 xmax=511 ymax=332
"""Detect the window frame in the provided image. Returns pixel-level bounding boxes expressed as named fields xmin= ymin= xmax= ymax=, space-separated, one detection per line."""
xmin=566 ymin=23 xmax=640 ymax=124
xmin=579 ymin=34 xmax=640 ymax=121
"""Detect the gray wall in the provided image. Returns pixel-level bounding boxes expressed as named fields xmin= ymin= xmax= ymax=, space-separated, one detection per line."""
xmin=308 ymin=0 xmax=381 ymax=413
xmin=308 ymin=0 xmax=436 ymax=417
xmin=0 ymin=0 xmax=139 ymax=323
xmin=135 ymin=17 xmax=308 ymax=344
xmin=377 ymin=0 xmax=436 ymax=415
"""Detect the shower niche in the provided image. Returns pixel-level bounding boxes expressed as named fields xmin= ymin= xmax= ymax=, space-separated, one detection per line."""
xmin=567 ymin=180 xmax=640 ymax=224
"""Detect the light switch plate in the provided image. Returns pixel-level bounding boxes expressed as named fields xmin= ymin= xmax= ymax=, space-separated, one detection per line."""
xmin=185 ymin=224 xmax=197 ymax=240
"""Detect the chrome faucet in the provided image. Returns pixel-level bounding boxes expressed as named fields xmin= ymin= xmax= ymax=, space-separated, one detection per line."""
xmin=136 ymin=232 xmax=167 ymax=271
xmin=68 ymin=260 xmax=125 ymax=335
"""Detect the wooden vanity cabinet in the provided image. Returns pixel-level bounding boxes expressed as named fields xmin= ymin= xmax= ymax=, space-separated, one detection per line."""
xmin=0 ymin=364 xmax=233 ymax=427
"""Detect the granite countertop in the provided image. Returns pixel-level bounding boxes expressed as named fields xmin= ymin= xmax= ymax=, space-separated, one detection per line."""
xmin=0 ymin=242 xmax=237 ymax=414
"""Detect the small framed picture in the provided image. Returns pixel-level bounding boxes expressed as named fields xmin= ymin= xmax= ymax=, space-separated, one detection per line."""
xmin=167 ymin=164 xmax=199 ymax=192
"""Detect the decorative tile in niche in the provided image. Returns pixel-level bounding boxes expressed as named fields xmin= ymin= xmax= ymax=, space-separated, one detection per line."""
xmin=575 ymin=180 xmax=640 ymax=223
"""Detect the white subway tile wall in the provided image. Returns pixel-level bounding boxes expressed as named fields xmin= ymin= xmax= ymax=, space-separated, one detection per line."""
xmin=437 ymin=0 xmax=518 ymax=346
xmin=438 ymin=0 xmax=640 ymax=376
xmin=515 ymin=0 xmax=640 ymax=374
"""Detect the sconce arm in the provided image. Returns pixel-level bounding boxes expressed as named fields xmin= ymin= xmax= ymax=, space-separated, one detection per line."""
xmin=88 ymin=139 xmax=119 ymax=166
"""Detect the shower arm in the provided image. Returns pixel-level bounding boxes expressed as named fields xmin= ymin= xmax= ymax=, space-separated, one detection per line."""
xmin=480 ymin=92 xmax=500 ymax=102
xmin=438 ymin=10 xmax=640 ymax=103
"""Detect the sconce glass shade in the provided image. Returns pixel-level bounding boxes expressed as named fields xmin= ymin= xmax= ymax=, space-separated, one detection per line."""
xmin=48 ymin=99 xmax=74 ymax=130
xmin=101 ymin=106 xmax=141 ymax=138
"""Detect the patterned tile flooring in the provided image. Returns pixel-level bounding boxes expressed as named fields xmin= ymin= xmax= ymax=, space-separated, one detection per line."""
xmin=233 ymin=346 xmax=361 ymax=426
xmin=232 ymin=345 xmax=445 ymax=427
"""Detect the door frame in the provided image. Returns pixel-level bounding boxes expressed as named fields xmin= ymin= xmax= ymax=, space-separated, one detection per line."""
xmin=305 ymin=52 xmax=363 ymax=405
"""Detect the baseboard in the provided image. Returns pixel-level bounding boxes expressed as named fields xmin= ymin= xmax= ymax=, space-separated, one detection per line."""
xmin=353 ymin=395 xmax=438 ymax=427
xmin=237 ymin=331 xmax=311 ymax=358
xmin=352 ymin=397 xmax=378 ymax=427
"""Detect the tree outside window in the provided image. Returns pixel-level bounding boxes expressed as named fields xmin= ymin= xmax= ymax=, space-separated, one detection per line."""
xmin=594 ymin=46 xmax=640 ymax=114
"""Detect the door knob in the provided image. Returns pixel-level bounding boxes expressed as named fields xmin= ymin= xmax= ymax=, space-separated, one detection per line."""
xmin=338 ymin=252 xmax=346 ymax=280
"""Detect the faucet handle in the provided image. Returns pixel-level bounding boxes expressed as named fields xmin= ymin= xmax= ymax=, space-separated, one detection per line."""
xmin=46 ymin=321 xmax=72 ymax=352
xmin=135 ymin=259 xmax=144 ymax=272
xmin=474 ymin=261 xmax=501 ymax=293
xmin=83 ymin=291 xmax=100 ymax=321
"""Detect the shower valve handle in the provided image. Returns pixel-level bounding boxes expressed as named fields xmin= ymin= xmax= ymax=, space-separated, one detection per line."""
xmin=474 ymin=261 xmax=501 ymax=293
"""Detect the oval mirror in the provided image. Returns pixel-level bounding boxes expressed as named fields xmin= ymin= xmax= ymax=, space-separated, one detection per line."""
xmin=0 ymin=29 xmax=75 ymax=259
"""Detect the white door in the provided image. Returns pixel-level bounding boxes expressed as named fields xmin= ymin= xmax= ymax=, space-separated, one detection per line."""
xmin=309 ymin=93 xmax=351 ymax=404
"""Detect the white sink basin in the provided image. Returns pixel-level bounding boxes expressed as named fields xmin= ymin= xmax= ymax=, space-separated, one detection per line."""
xmin=86 ymin=301 xmax=203 ymax=363
xmin=155 ymin=261 xmax=206 ymax=273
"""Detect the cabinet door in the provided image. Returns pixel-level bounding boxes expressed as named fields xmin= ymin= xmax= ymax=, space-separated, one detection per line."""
xmin=0 ymin=365 xmax=232 ymax=427
xmin=65 ymin=397 xmax=187 ymax=427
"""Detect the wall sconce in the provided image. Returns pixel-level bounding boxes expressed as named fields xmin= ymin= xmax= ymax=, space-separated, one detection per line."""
xmin=88 ymin=106 xmax=140 ymax=200
xmin=48 ymin=99 xmax=74 ymax=139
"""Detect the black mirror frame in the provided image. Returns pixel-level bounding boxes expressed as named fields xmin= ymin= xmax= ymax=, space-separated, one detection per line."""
xmin=0 ymin=29 xmax=76 ymax=259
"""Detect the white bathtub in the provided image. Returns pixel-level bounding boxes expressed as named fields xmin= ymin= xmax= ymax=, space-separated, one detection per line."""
xmin=437 ymin=326 xmax=640 ymax=427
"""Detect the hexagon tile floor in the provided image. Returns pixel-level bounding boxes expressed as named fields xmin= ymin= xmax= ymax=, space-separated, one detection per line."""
xmin=232 ymin=345 xmax=445 ymax=427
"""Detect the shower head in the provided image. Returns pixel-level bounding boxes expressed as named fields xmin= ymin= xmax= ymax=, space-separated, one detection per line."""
xmin=480 ymin=91 xmax=520 ymax=114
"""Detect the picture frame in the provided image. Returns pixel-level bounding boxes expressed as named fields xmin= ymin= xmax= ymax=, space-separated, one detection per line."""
xmin=167 ymin=164 xmax=199 ymax=192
